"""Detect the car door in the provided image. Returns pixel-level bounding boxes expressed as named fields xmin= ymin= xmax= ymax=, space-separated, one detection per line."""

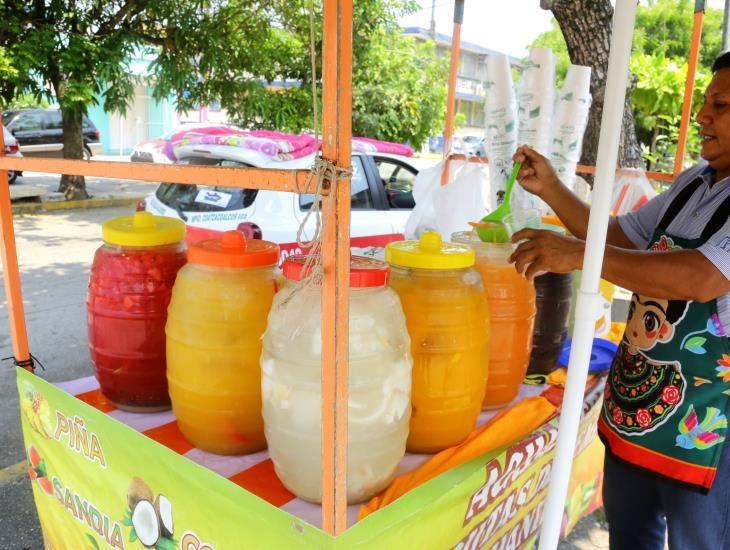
xmin=295 ymin=155 xmax=392 ymax=247
xmin=371 ymin=156 xmax=418 ymax=237
xmin=42 ymin=111 xmax=64 ymax=157
xmin=9 ymin=112 xmax=45 ymax=156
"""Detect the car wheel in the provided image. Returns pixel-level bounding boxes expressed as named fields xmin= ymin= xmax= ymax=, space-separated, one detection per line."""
xmin=8 ymin=170 xmax=17 ymax=184
xmin=83 ymin=146 xmax=92 ymax=160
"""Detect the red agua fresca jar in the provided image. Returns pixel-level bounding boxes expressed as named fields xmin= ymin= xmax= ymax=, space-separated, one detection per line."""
xmin=87 ymin=212 xmax=186 ymax=411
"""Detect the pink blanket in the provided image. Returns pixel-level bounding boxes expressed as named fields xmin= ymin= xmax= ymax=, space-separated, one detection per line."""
xmin=170 ymin=127 xmax=413 ymax=161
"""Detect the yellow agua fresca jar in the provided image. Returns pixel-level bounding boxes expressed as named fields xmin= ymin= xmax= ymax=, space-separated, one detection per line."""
xmin=386 ymin=231 xmax=490 ymax=453
xmin=166 ymin=230 xmax=280 ymax=455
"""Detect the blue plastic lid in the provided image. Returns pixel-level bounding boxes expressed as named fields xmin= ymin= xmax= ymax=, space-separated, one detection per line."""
xmin=558 ymin=338 xmax=618 ymax=372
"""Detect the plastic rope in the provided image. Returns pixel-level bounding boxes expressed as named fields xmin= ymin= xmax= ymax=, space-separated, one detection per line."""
xmin=1 ymin=353 xmax=45 ymax=372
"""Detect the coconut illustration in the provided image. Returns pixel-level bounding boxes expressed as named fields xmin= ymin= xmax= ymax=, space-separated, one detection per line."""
xmin=126 ymin=477 xmax=176 ymax=548
xmin=155 ymin=494 xmax=174 ymax=538
xmin=128 ymin=476 xmax=154 ymax=510
xmin=131 ymin=499 xmax=160 ymax=548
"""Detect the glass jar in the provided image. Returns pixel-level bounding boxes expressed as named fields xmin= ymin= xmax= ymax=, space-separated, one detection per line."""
xmin=261 ymin=256 xmax=412 ymax=503
xmin=452 ymin=232 xmax=536 ymax=408
xmin=87 ymin=212 xmax=186 ymax=411
xmin=166 ymin=230 xmax=279 ymax=455
xmin=529 ymin=272 xmax=573 ymax=374
xmin=386 ymin=232 xmax=490 ymax=453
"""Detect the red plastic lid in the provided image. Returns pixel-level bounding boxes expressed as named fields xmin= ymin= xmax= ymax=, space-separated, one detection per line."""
xmin=282 ymin=255 xmax=389 ymax=287
xmin=187 ymin=230 xmax=279 ymax=268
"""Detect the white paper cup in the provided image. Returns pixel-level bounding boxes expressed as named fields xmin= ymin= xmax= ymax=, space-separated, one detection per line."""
xmin=486 ymin=55 xmax=515 ymax=103
xmin=562 ymin=65 xmax=592 ymax=97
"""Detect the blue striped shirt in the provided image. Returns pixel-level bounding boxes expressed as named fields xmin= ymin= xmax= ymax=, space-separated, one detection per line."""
xmin=617 ymin=162 xmax=730 ymax=328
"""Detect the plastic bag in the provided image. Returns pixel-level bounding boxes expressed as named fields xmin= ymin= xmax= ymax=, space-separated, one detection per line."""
xmin=611 ymin=168 xmax=656 ymax=215
xmin=405 ymin=160 xmax=490 ymax=239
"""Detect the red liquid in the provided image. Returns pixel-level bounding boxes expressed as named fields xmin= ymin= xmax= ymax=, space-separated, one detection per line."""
xmin=87 ymin=245 xmax=186 ymax=410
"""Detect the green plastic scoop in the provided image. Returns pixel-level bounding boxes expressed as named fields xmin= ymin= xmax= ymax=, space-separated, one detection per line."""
xmin=472 ymin=161 xmax=522 ymax=243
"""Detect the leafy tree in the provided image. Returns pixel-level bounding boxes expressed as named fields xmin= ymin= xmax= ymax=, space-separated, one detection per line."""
xmin=148 ymin=0 xmax=447 ymax=149
xmin=0 ymin=1 xmax=161 ymax=199
xmin=634 ymin=0 xmax=723 ymax=66
xmin=351 ymin=34 xmax=447 ymax=147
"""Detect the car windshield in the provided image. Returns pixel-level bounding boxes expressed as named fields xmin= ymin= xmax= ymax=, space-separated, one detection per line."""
xmin=2 ymin=112 xmax=18 ymax=126
xmin=155 ymin=158 xmax=258 ymax=212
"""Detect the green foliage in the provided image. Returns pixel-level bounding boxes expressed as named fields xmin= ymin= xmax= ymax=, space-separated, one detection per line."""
xmin=634 ymin=0 xmax=723 ymax=67
xmin=149 ymin=0 xmax=446 ymax=148
xmin=631 ymin=53 xmax=710 ymax=169
xmin=5 ymin=92 xmax=50 ymax=110
xmin=352 ymin=36 xmax=447 ymax=148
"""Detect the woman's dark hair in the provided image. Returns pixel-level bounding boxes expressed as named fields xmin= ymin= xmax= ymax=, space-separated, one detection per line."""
xmin=712 ymin=51 xmax=730 ymax=73
xmin=666 ymin=300 xmax=688 ymax=324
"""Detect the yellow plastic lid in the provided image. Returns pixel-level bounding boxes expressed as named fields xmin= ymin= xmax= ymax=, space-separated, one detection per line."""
xmin=102 ymin=212 xmax=185 ymax=247
xmin=386 ymin=231 xmax=475 ymax=270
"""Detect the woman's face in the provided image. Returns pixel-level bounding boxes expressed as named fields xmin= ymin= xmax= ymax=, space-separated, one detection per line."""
xmin=697 ymin=68 xmax=730 ymax=181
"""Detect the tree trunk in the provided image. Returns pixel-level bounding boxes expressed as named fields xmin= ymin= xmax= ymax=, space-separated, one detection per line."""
xmin=57 ymin=109 xmax=89 ymax=200
xmin=542 ymin=0 xmax=643 ymax=180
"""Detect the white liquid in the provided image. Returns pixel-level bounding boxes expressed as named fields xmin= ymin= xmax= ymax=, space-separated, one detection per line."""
xmin=261 ymin=284 xmax=413 ymax=504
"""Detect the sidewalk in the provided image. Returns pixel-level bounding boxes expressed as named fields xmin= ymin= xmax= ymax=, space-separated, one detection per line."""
xmin=9 ymin=154 xmax=154 ymax=213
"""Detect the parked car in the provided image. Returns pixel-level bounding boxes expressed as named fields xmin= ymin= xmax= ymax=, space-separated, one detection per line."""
xmin=2 ymin=109 xmax=102 ymax=159
xmin=3 ymin=125 xmax=22 ymax=184
xmin=461 ymin=135 xmax=487 ymax=157
xmin=140 ymin=143 xmax=419 ymax=260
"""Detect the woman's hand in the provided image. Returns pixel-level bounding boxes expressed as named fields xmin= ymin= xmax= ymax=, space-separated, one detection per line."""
xmin=508 ymin=229 xmax=585 ymax=279
xmin=512 ymin=145 xmax=563 ymax=199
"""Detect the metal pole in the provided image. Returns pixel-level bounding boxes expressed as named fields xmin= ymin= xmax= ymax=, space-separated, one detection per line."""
xmin=723 ymin=0 xmax=730 ymax=51
xmin=321 ymin=0 xmax=352 ymax=536
xmin=674 ymin=1 xmax=705 ymax=177
xmin=0 ymin=121 xmax=32 ymax=367
xmin=430 ymin=0 xmax=437 ymax=38
xmin=538 ymin=0 xmax=637 ymax=547
xmin=440 ymin=0 xmax=465 ymax=185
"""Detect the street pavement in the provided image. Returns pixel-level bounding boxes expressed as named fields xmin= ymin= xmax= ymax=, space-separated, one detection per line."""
xmin=0 ymin=205 xmax=134 ymax=549
xmin=10 ymin=154 xmax=154 ymax=207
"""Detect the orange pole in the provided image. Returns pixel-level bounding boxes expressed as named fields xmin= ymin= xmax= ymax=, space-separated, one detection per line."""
xmin=440 ymin=0 xmax=464 ymax=185
xmin=0 ymin=157 xmax=315 ymax=194
xmin=321 ymin=0 xmax=352 ymax=535
xmin=674 ymin=3 xmax=705 ymax=177
xmin=0 ymin=123 xmax=32 ymax=367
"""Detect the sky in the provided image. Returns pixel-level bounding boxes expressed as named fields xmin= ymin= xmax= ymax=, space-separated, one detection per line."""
xmin=400 ymin=0 xmax=729 ymax=59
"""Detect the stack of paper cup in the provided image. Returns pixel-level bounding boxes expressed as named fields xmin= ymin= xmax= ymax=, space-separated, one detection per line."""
xmin=484 ymin=55 xmax=518 ymax=212
xmin=514 ymin=48 xmax=556 ymax=214
xmin=548 ymin=64 xmax=592 ymax=199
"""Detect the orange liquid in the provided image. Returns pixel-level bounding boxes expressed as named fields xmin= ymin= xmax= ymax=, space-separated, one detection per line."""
xmin=166 ymin=264 xmax=275 ymax=455
xmin=389 ymin=267 xmax=490 ymax=453
xmin=473 ymin=259 xmax=536 ymax=408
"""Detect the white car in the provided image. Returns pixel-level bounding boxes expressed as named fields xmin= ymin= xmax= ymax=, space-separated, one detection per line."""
xmin=141 ymin=143 xmax=420 ymax=261
xmin=3 ymin=125 xmax=22 ymax=184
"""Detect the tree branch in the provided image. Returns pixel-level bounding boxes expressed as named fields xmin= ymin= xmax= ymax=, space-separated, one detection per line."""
xmin=95 ymin=0 xmax=151 ymax=37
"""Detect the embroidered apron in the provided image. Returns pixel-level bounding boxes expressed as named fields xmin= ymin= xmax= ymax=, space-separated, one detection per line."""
xmin=598 ymin=177 xmax=730 ymax=491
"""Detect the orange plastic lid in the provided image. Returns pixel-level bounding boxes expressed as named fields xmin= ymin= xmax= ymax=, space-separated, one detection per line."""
xmin=187 ymin=230 xmax=279 ymax=268
xmin=541 ymin=214 xmax=565 ymax=229
xmin=283 ymin=255 xmax=389 ymax=287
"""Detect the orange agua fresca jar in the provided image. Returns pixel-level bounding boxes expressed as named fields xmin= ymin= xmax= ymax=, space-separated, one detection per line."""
xmin=386 ymin=231 xmax=490 ymax=453
xmin=452 ymin=231 xmax=536 ymax=408
xmin=87 ymin=212 xmax=186 ymax=411
xmin=166 ymin=230 xmax=280 ymax=454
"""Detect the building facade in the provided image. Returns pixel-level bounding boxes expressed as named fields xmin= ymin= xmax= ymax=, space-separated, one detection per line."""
xmin=402 ymin=27 xmax=520 ymax=148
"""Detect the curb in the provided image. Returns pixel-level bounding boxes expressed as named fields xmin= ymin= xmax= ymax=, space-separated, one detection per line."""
xmin=12 ymin=196 xmax=143 ymax=214
xmin=0 ymin=460 xmax=27 ymax=483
